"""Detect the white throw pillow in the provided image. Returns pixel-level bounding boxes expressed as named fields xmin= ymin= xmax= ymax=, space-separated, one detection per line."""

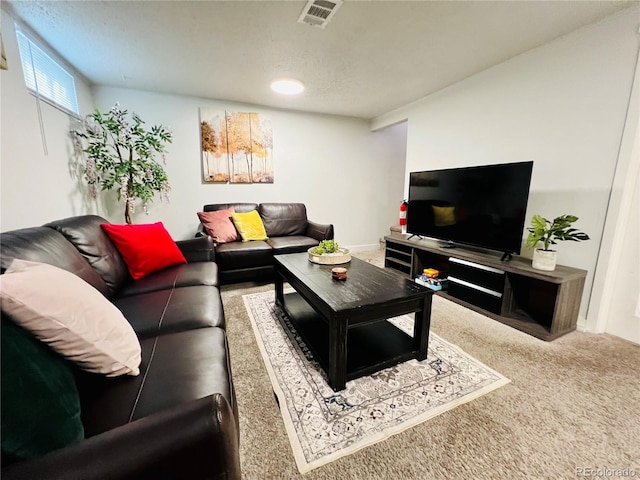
xmin=0 ymin=259 xmax=141 ymax=377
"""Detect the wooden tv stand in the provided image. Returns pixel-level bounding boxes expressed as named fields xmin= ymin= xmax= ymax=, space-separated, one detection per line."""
xmin=384 ymin=235 xmax=587 ymax=341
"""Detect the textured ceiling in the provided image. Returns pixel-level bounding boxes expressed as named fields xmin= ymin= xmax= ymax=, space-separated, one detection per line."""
xmin=4 ymin=0 xmax=635 ymax=120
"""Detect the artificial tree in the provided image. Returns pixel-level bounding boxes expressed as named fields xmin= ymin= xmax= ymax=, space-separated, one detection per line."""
xmin=74 ymin=103 xmax=172 ymax=224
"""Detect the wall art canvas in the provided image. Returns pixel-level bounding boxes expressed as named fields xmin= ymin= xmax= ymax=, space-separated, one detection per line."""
xmin=200 ymin=109 xmax=273 ymax=184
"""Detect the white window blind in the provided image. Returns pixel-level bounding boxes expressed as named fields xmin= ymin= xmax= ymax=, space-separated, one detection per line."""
xmin=15 ymin=25 xmax=79 ymax=115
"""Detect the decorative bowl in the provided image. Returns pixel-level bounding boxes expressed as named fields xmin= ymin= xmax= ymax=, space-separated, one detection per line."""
xmin=308 ymin=247 xmax=351 ymax=265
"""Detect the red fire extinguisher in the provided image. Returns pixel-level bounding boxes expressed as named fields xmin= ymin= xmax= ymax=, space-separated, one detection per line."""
xmin=399 ymin=200 xmax=408 ymax=227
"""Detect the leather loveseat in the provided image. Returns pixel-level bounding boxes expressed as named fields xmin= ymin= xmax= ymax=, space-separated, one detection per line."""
xmin=1 ymin=215 xmax=240 ymax=480
xmin=197 ymin=202 xmax=334 ymax=284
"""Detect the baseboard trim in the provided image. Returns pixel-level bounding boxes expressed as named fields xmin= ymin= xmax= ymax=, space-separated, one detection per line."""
xmin=345 ymin=243 xmax=381 ymax=253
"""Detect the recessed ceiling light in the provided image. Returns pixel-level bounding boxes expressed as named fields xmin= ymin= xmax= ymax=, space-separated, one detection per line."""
xmin=271 ymin=78 xmax=305 ymax=95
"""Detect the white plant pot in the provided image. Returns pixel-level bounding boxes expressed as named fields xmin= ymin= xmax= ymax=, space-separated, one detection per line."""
xmin=532 ymin=249 xmax=557 ymax=271
xmin=308 ymin=247 xmax=351 ymax=265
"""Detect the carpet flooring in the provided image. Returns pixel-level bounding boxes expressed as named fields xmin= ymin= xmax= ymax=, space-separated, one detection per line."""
xmin=244 ymin=290 xmax=509 ymax=473
xmin=220 ymin=249 xmax=640 ymax=479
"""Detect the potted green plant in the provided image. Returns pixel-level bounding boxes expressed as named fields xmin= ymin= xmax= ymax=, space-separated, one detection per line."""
xmin=526 ymin=214 xmax=590 ymax=271
xmin=308 ymin=240 xmax=351 ymax=265
xmin=73 ymin=103 xmax=172 ymax=224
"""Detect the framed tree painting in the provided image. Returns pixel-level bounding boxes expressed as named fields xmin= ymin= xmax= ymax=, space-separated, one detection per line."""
xmin=200 ymin=109 xmax=273 ymax=184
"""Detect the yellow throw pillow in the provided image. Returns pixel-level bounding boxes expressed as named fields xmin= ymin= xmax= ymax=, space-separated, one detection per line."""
xmin=432 ymin=205 xmax=456 ymax=227
xmin=231 ymin=210 xmax=268 ymax=242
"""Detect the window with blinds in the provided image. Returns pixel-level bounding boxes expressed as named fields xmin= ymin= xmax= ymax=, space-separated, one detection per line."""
xmin=15 ymin=25 xmax=79 ymax=115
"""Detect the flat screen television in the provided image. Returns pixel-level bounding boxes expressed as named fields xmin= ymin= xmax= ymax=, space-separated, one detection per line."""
xmin=406 ymin=161 xmax=534 ymax=257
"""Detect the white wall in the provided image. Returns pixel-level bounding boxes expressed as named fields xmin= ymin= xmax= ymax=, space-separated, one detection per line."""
xmin=371 ymin=7 xmax=640 ymax=328
xmin=1 ymin=10 xmax=95 ymax=231
xmin=605 ymin=162 xmax=639 ymax=343
xmin=591 ymin=101 xmax=640 ymax=344
xmin=369 ymin=121 xmax=408 ymax=242
xmin=1 ymin=2 xmax=403 ymax=249
xmin=82 ymin=86 xmax=403 ymax=247
xmin=3 ymin=4 xmax=637 ymax=339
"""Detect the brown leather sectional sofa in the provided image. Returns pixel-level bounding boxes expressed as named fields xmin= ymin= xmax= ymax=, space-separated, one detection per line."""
xmin=197 ymin=202 xmax=334 ymax=284
xmin=1 ymin=215 xmax=240 ymax=480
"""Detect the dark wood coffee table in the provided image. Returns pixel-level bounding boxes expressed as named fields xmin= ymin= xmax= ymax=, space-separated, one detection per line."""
xmin=274 ymin=253 xmax=433 ymax=391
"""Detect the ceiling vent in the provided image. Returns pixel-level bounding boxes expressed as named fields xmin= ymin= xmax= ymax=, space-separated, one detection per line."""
xmin=297 ymin=0 xmax=343 ymax=29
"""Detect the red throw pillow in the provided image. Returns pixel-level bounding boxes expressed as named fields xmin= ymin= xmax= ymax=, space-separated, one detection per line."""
xmin=101 ymin=222 xmax=187 ymax=280
xmin=197 ymin=208 xmax=239 ymax=244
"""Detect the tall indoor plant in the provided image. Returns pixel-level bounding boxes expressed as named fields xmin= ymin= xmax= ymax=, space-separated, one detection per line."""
xmin=74 ymin=103 xmax=172 ymax=224
xmin=526 ymin=214 xmax=590 ymax=271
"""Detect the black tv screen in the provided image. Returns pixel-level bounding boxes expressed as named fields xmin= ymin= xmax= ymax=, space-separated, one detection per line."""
xmin=407 ymin=161 xmax=534 ymax=255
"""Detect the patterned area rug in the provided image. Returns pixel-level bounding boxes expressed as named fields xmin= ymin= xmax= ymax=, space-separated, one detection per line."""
xmin=243 ymin=291 xmax=510 ymax=474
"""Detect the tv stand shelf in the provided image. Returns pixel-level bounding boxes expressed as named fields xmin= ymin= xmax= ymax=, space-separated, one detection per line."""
xmin=384 ymin=235 xmax=587 ymax=341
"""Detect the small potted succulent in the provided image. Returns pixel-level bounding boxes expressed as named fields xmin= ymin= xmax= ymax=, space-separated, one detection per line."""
xmin=308 ymin=240 xmax=351 ymax=265
xmin=526 ymin=214 xmax=590 ymax=271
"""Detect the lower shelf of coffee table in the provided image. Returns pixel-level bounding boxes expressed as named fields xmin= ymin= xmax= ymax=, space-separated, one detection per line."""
xmin=280 ymin=292 xmax=417 ymax=382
